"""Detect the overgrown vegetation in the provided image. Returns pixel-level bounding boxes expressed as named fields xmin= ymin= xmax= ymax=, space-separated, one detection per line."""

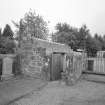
xmin=12 ymin=10 xmax=49 ymax=48
xmin=52 ymin=23 xmax=105 ymax=57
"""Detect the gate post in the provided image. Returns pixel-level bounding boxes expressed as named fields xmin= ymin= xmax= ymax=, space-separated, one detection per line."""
xmin=1 ymin=54 xmax=16 ymax=80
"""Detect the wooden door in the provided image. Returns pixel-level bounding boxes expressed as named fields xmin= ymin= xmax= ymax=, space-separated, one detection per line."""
xmin=0 ymin=59 xmax=2 ymax=80
xmin=51 ymin=53 xmax=63 ymax=81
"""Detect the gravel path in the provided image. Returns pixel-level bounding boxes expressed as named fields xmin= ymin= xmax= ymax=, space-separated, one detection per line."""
xmin=10 ymin=80 xmax=105 ymax=105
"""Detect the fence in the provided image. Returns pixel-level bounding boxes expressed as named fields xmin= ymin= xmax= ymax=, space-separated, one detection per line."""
xmin=85 ymin=57 xmax=105 ymax=74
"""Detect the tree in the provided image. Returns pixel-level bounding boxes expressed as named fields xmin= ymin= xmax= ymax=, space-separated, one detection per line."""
xmin=53 ymin=22 xmax=104 ymax=56
xmin=86 ymin=35 xmax=102 ymax=57
xmin=0 ymin=37 xmax=16 ymax=53
xmin=94 ymin=33 xmax=105 ymax=51
xmin=55 ymin=23 xmax=71 ymax=32
xmin=0 ymin=28 xmax=2 ymax=37
xmin=2 ymin=24 xmax=14 ymax=39
xmin=13 ymin=10 xmax=49 ymax=42
xmin=53 ymin=23 xmax=78 ymax=50
xmin=77 ymin=24 xmax=90 ymax=50
xmin=102 ymin=35 xmax=105 ymax=50
xmin=0 ymin=25 xmax=16 ymax=54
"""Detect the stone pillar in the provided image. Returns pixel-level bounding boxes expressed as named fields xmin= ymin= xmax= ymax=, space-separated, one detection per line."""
xmin=63 ymin=54 xmax=67 ymax=72
xmin=1 ymin=55 xmax=15 ymax=80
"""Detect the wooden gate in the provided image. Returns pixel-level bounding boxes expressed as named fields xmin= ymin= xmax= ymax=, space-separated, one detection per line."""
xmin=50 ymin=53 xmax=64 ymax=81
xmin=85 ymin=57 xmax=105 ymax=74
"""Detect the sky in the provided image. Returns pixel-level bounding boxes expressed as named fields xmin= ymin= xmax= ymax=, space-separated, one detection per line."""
xmin=0 ymin=0 xmax=105 ymax=35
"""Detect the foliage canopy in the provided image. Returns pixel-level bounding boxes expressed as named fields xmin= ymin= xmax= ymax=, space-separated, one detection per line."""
xmin=13 ymin=10 xmax=49 ymax=44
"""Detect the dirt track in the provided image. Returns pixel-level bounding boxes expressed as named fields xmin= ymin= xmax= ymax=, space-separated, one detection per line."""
xmin=10 ymin=80 xmax=105 ymax=105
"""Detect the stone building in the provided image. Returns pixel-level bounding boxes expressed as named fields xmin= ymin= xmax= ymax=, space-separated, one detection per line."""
xmin=19 ymin=38 xmax=73 ymax=80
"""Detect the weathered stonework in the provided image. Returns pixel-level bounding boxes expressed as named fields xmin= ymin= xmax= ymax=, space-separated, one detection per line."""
xmin=20 ymin=39 xmax=46 ymax=78
xmin=19 ymin=38 xmax=72 ymax=79
xmin=0 ymin=54 xmax=16 ymax=80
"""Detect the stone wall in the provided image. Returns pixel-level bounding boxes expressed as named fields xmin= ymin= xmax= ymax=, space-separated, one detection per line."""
xmin=20 ymin=40 xmax=46 ymax=78
xmin=19 ymin=38 xmax=72 ymax=79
